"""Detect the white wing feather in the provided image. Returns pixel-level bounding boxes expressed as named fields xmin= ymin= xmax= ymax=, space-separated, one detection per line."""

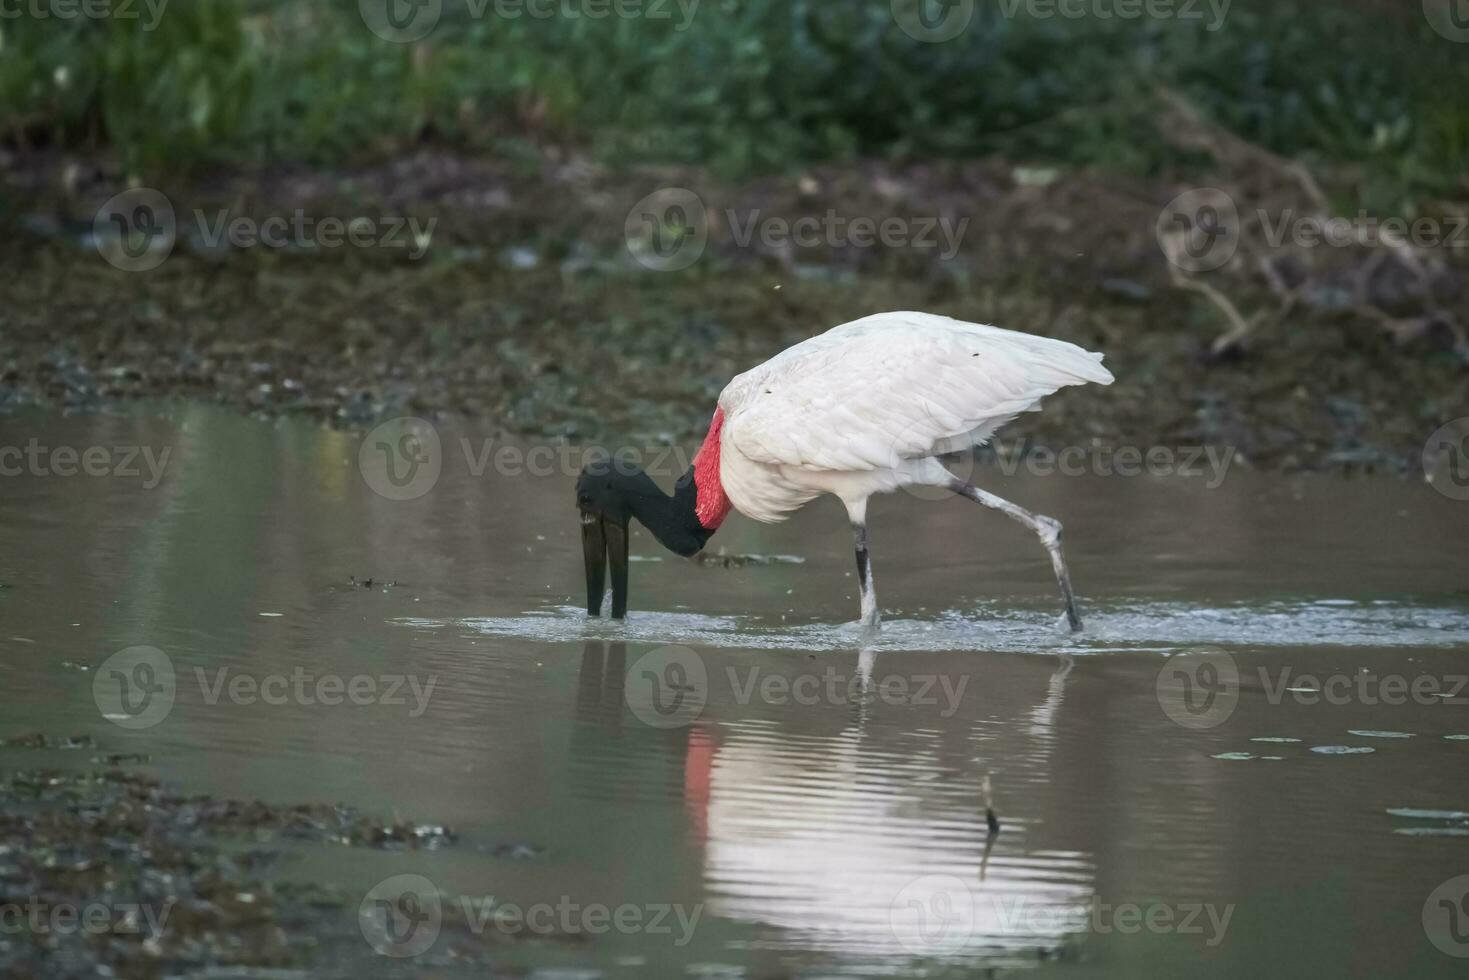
xmin=720 ymin=311 xmax=1113 ymax=474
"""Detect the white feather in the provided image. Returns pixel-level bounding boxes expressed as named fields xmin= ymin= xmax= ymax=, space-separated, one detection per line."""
xmin=717 ymin=311 xmax=1113 ymax=523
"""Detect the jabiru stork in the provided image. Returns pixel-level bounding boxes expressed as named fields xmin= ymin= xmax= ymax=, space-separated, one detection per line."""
xmin=578 ymin=311 xmax=1114 ymax=632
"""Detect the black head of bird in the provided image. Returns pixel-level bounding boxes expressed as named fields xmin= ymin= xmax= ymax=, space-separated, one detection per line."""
xmin=576 ymin=455 xmax=717 ymax=619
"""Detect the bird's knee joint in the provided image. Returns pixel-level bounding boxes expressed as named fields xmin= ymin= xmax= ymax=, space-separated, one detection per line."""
xmin=1037 ymin=515 xmax=1062 ymax=545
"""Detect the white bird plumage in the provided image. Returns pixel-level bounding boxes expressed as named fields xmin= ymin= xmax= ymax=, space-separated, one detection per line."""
xmin=716 ymin=311 xmax=1114 ymax=526
xmin=576 ymin=309 xmax=1114 ymax=631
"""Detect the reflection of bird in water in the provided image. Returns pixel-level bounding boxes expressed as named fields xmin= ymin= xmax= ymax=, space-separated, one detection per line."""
xmin=574 ymin=638 xmax=627 ymax=735
xmin=566 ymin=638 xmax=1092 ymax=958
xmin=569 ymin=638 xmax=718 ymax=843
xmin=1028 ymin=652 xmax=1074 ymax=737
xmin=859 ymin=643 xmax=1004 ymax=836
xmin=688 ymin=713 xmax=1093 ymax=956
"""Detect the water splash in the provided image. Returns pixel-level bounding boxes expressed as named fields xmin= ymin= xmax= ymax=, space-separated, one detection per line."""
xmin=400 ymin=598 xmax=1469 ymax=654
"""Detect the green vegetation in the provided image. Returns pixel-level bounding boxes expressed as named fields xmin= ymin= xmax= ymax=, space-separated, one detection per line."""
xmin=2 ymin=0 xmax=1464 ymax=200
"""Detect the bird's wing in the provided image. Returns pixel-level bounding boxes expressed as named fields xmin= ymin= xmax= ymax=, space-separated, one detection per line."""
xmin=720 ymin=312 xmax=1113 ymax=472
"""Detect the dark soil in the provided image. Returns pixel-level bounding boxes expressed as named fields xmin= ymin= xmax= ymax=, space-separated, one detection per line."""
xmin=2 ymin=150 xmax=1465 ymax=473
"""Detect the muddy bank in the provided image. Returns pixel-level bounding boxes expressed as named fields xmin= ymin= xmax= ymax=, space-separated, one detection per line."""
xmin=2 ymin=149 xmax=1465 ymax=473
xmin=0 ymin=736 xmax=593 ymax=978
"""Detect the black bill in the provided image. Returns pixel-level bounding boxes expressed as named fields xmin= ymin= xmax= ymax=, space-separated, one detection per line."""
xmin=581 ymin=511 xmax=629 ymax=619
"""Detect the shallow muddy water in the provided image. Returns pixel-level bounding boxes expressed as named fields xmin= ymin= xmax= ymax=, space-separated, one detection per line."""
xmin=2 ymin=404 xmax=1468 ymax=978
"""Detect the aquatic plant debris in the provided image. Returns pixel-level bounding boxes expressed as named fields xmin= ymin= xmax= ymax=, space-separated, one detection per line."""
xmin=1 ymin=732 xmax=95 ymax=749
xmin=1385 ymin=808 xmax=1469 ymax=820
xmin=695 ymin=552 xmax=807 ymax=568
xmin=1310 ymin=746 xmax=1376 ymax=755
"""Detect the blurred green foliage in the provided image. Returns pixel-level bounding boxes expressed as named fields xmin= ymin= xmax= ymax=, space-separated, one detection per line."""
xmin=1 ymin=0 xmax=1463 ymax=201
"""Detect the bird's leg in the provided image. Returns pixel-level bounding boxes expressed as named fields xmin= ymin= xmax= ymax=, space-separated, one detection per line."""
xmin=951 ymin=480 xmax=1083 ymax=632
xmin=852 ymin=523 xmax=880 ymax=634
